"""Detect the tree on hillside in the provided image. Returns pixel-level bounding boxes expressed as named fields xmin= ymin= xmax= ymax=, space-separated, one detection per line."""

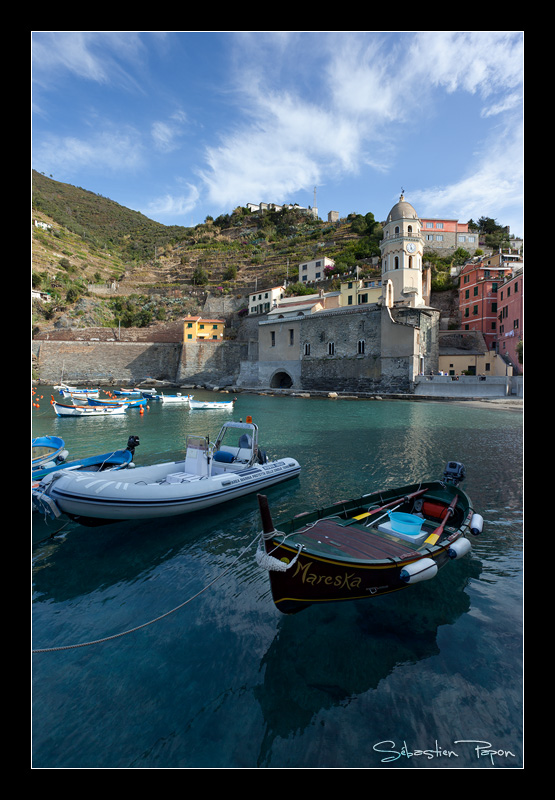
xmin=192 ymin=266 xmax=209 ymax=285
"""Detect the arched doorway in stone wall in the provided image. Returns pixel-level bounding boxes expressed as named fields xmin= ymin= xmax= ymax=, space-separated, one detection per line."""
xmin=270 ymin=370 xmax=293 ymax=389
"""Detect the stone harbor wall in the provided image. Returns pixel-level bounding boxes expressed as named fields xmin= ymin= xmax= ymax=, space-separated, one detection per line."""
xmin=32 ymin=339 xmax=182 ymax=385
xmin=32 ymin=336 xmax=249 ymax=388
xmin=175 ymin=340 xmax=248 ymax=387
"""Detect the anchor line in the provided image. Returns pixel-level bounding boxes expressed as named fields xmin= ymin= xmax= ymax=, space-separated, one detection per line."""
xmin=32 ymin=531 xmax=261 ymax=654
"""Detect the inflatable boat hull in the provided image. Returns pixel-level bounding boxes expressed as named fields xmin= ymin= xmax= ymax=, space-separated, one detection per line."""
xmin=33 ymin=457 xmax=301 ymax=524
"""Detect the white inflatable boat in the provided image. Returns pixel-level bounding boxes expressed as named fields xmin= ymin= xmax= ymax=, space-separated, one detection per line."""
xmin=32 ymin=417 xmax=300 ymax=525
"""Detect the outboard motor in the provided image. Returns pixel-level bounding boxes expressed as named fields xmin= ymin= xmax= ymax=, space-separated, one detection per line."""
xmin=126 ymin=435 xmax=140 ymax=456
xmin=257 ymin=448 xmax=268 ymax=464
xmin=443 ymin=461 xmax=466 ymax=485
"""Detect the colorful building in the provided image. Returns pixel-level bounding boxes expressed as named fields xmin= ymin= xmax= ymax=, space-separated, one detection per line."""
xmin=339 ymin=277 xmax=382 ymax=307
xmin=183 ymin=316 xmax=225 ymax=341
xmin=496 ymin=268 xmax=523 ymax=374
xmin=458 ymin=254 xmax=521 ymax=351
xmin=420 ymin=217 xmax=479 ymax=253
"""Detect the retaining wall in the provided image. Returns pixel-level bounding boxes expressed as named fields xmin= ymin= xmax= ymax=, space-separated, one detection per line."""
xmin=32 ymin=340 xmax=182 ymax=385
xmin=414 ymin=375 xmax=521 ymax=398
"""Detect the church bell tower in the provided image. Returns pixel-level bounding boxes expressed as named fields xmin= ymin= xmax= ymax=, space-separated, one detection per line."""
xmin=380 ymin=192 xmax=425 ymax=308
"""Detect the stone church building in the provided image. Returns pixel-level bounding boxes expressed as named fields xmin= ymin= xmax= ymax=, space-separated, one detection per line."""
xmin=236 ymin=195 xmax=441 ymax=393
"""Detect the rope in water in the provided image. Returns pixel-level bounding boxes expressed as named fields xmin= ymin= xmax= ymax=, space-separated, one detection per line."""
xmin=32 ymin=531 xmax=261 ymax=654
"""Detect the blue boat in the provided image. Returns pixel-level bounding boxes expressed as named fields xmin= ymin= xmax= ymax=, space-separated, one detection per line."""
xmin=113 ymin=389 xmax=143 ymax=397
xmin=140 ymin=389 xmax=162 ymax=400
xmin=88 ymin=397 xmax=146 ymax=408
xmin=32 ymin=436 xmax=140 ymax=481
xmin=32 ymin=436 xmax=69 ymax=471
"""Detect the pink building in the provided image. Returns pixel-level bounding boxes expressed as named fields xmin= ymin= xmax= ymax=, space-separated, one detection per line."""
xmin=497 ymin=269 xmax=523 ymax=374
xmin=458 ymin=258 xmax=512 ymax=350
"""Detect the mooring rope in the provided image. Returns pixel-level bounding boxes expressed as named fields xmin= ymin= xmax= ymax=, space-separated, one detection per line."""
xmin=32 ymin=531 xmax=261 ymax=654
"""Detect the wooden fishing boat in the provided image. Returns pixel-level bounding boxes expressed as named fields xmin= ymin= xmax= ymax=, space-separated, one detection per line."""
xmin=189 ymin=397 xmax=236 ymax=410
xmin=56 ymin=384 xmax=100 ymax=399
xmin=50 ymin=396 xmax=128 ymax=417
xmin=31 ymin=416 xmax=300 ymax=525
xmin=256 ymin=461 xmax=483 ymax=614
xmin=87 ymin=396 xmax=147 ymax=408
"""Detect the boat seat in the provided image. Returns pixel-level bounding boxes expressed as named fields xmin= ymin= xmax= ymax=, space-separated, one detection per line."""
xmin=214 ymin=450 xmax=235 ymax=463
xmin=215 ymin=446 xmax=252 ymax=463
xmin=165 ymin=472 xmax=203 ymax=483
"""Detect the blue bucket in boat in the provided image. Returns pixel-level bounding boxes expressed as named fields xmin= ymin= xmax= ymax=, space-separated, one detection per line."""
xmin=388 ymin=512 xmax=424 ymax=536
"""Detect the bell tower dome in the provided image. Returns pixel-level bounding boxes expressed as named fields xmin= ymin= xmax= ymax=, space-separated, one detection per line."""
xmin=380 ymin=192 xmax=424 ymax=307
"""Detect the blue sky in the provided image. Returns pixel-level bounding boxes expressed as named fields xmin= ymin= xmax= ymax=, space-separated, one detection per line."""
xmin=32 ymin=31 xmax=524 ymax=237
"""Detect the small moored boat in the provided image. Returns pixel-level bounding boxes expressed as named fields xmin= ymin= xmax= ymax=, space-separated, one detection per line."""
xmin=160 ymin=393 xmax=192 ymax=404
xmin=140 ymin=389 xmax=161 ymax=400
xmin=87 ymin=396 xmax=147 ymax=408
xmin=113 ymin=389 xmax=143 ymax=397
xmin=56 ymin=384 xmax=100 ymax=399
xmin=32 ymin=436 xmax=139 ymax=481
xmin=189 ymin=398 xmax=236 ymax=410
xmin=31 ymin=416 xmax=300 ymax=525
xmin=32 ymin=435 xmax=69 ymax=472
xmin=51 ymin=396 xmax=128 ymax=417
xmin=255 ymin=461 xmax=483 ymax=614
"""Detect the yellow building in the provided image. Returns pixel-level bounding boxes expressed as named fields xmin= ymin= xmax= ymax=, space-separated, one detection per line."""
xmin=183 ymin=316 xmax=225 ymax=341
xmin=339 ymin=277 xmax=382 ymax=307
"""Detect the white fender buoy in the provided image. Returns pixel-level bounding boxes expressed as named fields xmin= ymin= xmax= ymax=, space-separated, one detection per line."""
xmin=400 ymin=558 xmax=438 ymax=584
xmin=448 ymin=537 xmax=472 ymax=560
xmin=470 ymin=513 xmax=484 ymax=536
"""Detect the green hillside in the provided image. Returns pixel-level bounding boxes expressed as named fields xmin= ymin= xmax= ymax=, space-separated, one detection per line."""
xmin=32 ymin=170 xmax=387 ymax=329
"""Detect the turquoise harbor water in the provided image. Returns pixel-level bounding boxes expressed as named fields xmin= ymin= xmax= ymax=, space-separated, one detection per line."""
xmin=32 ymin=389 xmax=523 ymax=769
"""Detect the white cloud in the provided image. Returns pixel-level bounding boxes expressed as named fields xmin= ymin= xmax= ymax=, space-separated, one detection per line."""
xmin=411 ymin=116 xmax=523 ymax=233
xmin=408 ymin=31 xmax=524 ymax=100
xmin=151 ymin=111 xmax=188 ymax=153
xmin=33 ymin=127 xmax=144 ymax=175
xmin=31 ymin=31 xmax=148 ymax=91
xmin=197 ymin=31 xmax=523 ymax=222
xmin=146 ymin=184 xmax=200 ymax=220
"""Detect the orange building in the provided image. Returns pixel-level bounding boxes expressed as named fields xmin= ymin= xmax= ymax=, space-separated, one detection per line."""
xmin=183 ymin=316 xmax=225 ymax=341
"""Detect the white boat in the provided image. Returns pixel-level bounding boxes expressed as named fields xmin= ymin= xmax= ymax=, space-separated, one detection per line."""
xmin=56 ymin=384 xmax=100 ymax=399
xmin=32 ymin=417 xmax=301 ymax=524
xmin=189 ymin=398 xmax=236 ymax=410
xmin=50 ymin=396 xmax=128 ymax=417
xmin=62 ymin=390 xmax=101 ymax=400
xmin=160 ymin=393 xmax=192 ymax=404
